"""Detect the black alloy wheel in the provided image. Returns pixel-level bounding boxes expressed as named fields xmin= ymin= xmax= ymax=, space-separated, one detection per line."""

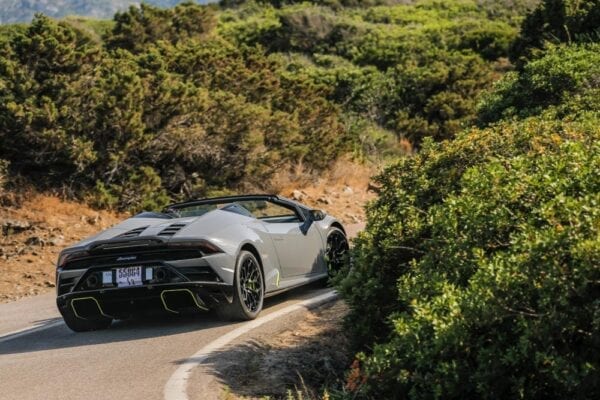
xmin=239 ymin=254 xmax=263 ymax=313
xmin=217 ymin=250 xmax=264 ymax=321
xmin=326 ymin=228 xmax=349 ymax=274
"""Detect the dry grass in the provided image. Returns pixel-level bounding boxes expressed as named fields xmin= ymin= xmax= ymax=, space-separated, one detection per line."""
xmin=269 ymin=159 xmax=377 ymax=195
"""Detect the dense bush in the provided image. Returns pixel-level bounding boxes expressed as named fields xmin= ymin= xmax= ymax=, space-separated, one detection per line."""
xmin=337 ymin=16 xmax=600 ymax=400
xmin=218 ymin=0 xmax=528 ymax=146
xmin=0 ymin=8 xmax=347 ymax=211
xmin=107 ymin=2 xmax=217 ymax=52
xmin=478 ymin=43 xmax=600 ymax=124
xmin=339 ymin=116 xmax=600 ymax=399
xmin=387 ymin=50 xmax=494 ymax=142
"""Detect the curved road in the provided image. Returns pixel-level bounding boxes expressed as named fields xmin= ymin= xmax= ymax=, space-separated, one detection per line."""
xmin=0 ymin=286 xmax=335 ymax=400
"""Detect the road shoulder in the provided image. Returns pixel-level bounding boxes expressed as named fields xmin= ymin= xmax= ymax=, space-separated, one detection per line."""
xmin=189 ymin=299 xmax=350 ymax=400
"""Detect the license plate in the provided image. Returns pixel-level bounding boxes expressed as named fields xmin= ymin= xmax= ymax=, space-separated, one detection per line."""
xmin=116 ymin=266 xmax=142 ymax=287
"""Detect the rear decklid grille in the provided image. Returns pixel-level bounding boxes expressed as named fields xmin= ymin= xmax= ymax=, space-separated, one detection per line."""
xmin=158 ymin=223 xmax=187 ymax=237
xmin=117 ymin=226 xmax=148 ymax=238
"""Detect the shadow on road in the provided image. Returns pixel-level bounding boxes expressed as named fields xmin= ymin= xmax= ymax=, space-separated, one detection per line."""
xmin=0 ymin=311 xmax=228 ymax=355
xmin=0 ymin=284 xmax=325 ymax=355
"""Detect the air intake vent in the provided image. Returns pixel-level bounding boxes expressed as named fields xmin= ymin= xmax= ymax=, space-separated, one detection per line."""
xmin=158 ymin=223 xmax=187 ymax=237
xmin=117 ymin=226 xmax=148 ymax=238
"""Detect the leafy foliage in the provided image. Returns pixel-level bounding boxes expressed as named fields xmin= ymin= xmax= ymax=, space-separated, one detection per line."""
xmin=0 ymin=7 xmax=346 ymax=211
xmin=219 ymin=0 xmax=528 ymax=145
xmin=478 ymin=43 xmax=600 ymax=124
xmin=337 ymin=15 xmax=600 ymax=400
xmin=339 ymin=116 xmax=600 ymax=399
xmin=0 ymin=0 xmax=530 ymax=210
xmin=107 ymin=2 xmax=217 ymax=52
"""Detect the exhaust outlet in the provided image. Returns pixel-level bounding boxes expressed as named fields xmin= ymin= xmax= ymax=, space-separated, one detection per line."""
xmin=71 ymin=297 xmax=111 ymax=320
xmin=85 ymin=273 xmax=101 ymax=289
xmin=160 ymin=289 xmax=208 ymax=314
xmin=155 ymin=267 xmax=169 ymax=283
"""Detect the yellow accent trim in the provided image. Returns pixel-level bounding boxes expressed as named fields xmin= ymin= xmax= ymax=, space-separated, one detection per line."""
xmin=71 ymin=297 xmax=112 ymax=320
xmin=275 ymin=270 xmax=280 ymax=287
xmin=160 ymin=289 xmax=209 ymax=313
xmin=160 ymin=290 xmax=179 ymax=314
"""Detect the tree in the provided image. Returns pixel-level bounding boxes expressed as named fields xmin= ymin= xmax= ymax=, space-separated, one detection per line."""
xmin=106 ymin=2 xmax=216 ymax=53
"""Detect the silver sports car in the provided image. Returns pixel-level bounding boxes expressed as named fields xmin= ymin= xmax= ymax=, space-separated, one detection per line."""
xmin=55 ymin=194 xmax=348 ymax=331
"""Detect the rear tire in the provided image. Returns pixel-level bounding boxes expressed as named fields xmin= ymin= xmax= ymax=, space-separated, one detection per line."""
xmin=60 ymin=309 xmax=112 ymax=332
xmin=217 ymin=250 xmax=264 ymax=321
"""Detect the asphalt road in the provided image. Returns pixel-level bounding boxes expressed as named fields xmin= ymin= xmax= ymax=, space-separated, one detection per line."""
xmin=0 ymin=285 xmax=336 ymax=400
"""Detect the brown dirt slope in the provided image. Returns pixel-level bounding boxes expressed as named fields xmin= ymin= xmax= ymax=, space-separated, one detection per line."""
xmin=273 ymin=160 xmax=376 ymax=225
xmin=0 ymin=194 xmax=122 ymax=302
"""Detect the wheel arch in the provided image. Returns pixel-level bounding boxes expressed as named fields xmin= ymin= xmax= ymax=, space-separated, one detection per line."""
xmin=240 ymin=243 xmax=265 ymax=290
xmin=330 ymin=221 xmax=346 ymax=236
xmin=240 ymin=243 xmax=262 ymax=268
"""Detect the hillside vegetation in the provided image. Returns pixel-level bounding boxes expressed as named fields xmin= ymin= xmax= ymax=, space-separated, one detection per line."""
xmin=0 ymin=0 xmax=536 ymax=212
xmin=338 ymin=0 xmax=600 ymax=398
xmin=1 ymin=0 xmax=599 ymax=397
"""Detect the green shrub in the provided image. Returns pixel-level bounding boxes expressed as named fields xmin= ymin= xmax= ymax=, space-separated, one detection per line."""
xmin=478 ymin=43 xmax=600 ymax=124
xmin=337 ymin=116 xmax=600 ymax=399
xmin=92 ymin=166 xmax=170 ymax=213
xmin=387 ymin=50 xmax=495 ymax=144
xmin=0 ymin=9 xmax=348 ymax=211
xmin=336 ymin=3 xmax=600 ymax=395
xmin=0 ymin=0 xmax=544 ymax=212
xmin=0 ymin=15 xmax=99 ymax=181
xmin=106 ymin=2 xmax=216 ymax=52
xmin=218 ymin=3 xmax=281 ymax=47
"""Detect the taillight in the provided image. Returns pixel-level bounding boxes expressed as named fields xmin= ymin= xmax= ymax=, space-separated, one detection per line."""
xmin=167 ymin=239 xmax=223 ymax=255
xmin=57 ymin=250 xmax=89 ymax=268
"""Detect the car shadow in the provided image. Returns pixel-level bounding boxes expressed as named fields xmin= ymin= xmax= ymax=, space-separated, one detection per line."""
xmin=0 ymin=310 xmax=227 ymax=355
xmin=0 ymin=284 xmax=327 ymax=355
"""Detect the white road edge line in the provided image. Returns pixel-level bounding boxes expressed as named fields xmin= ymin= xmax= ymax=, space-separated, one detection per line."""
xmin=164 ymin=290 xmax=338 ymax=400
xmin=0 ymin=320 xmax=64 ymax=344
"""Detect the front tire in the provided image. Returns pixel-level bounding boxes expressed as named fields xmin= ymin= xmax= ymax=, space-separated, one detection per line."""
xmin=325 ymin=227 xmax=349 ymax=276
xmin=217 ymin=250 xmax=264 ymax=321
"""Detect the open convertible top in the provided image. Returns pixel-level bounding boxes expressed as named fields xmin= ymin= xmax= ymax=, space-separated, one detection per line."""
xmin=164 ymin=194 xmax=310 ymax=212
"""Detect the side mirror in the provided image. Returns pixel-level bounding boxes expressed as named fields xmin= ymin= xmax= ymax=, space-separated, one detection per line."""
xmin=300 ymin=210 xmax=325 ymax=235
xmin=309 ymin=210 xmax=326 ymax=221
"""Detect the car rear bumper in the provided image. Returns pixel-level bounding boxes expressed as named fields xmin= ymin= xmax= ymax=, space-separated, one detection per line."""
xmin=56 ymin=281 xmax=234 ymax=320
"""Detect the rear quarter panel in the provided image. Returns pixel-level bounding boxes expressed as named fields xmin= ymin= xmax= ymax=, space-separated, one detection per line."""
xmin=188 ymin=218 xmax=281 ymax=291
